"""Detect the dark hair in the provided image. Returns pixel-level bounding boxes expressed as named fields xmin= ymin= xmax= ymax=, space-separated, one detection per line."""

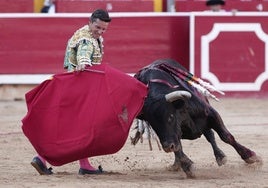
xmin=90 ymin=9 xmax=111 ymax=23
xmin=206 ymin=0 xmax=225 ymax=6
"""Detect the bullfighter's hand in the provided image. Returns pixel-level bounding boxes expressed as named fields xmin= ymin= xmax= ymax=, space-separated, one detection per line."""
xmin=76 ymin=63 xmax=85 ymax=71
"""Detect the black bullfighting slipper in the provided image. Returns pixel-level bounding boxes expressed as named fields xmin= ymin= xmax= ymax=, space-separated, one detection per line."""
xmin=30 ymin=156 xmax=53 ymax=175
xmin=78 ymin=165 xmax=104 ymax=175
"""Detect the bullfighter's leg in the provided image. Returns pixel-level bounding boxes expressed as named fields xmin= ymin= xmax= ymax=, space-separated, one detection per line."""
xmin=31 ymin=155 xmax=53 ymax=175
xmin=210 ymin=111 xmax=262 ymax=164
xmin=203 ymin=129 xmax=227 ymax=166
xmin=78 ymin=158 xmax=104 ymax=175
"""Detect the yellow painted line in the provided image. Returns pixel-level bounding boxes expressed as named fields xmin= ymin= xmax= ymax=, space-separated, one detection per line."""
xmin=33 ymin=0 xmax=44 ymax=13
xmin=154 ymin=0 xmax=163 ymax=12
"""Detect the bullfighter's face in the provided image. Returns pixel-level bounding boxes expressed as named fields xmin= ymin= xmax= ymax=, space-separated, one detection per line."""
xmin=89 ymin=18 xmax=109 ymax=39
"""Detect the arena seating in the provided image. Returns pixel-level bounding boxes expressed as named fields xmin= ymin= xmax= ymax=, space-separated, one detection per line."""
xmin=175 ymin=0 xmax=268 ymax=12
xmin=1 ymin=0 xmax=267 ymax=13
xmin=55 ymin=0 xmax=155 ymax=13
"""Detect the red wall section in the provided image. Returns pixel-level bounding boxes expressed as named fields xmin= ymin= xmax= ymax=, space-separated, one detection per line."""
xmin=104 ymin=16 xmax=189 ymax=72
xmin=175 ymin=0 xmax=207 ymax=12
xmin=1 ymin=13 xmax=268 ymax=97
xmin=0 ymin=17 xmax=80 ymax=74
xmin=0 ymin=0 xmax=33 ymax=13
xmin=0 ymin=14 xmax=190 ymax=74
xmin=192 ymin=14 xmax=268 ymax=97
xmin=55 ymin=0 xmax=155 ymax=13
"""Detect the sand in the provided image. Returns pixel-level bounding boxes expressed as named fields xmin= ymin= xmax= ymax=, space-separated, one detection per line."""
xmin=0 ymin=98 xmax=267 ymax=188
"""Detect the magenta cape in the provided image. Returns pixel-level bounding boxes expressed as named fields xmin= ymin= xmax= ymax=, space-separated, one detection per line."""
xmin=22 ymin=64 xmax=147 ymax=166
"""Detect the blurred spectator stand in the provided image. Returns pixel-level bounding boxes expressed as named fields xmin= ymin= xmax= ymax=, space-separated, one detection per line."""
xmin=0 ymin=0 xmax=33 ymax=13
xmin=55 ymin=0 xmax=156 ymax=13
xmin=174 ymin=0 xmax=268 ymax=12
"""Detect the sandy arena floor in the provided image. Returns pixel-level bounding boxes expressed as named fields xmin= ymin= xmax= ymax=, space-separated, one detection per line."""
xmin=0 ymin=98 xmax=267 ymax=188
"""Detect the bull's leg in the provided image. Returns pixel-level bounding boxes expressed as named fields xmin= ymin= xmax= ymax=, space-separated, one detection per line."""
xmin=170 ymin=152 xmax=181 ymax=171
xmin=173 ymin=149 xmax=195 ymax=178
xmin=203 ymin=129 xmax=227 ymax=166
xmin=211 ymin=113 xmax=262 ymax=164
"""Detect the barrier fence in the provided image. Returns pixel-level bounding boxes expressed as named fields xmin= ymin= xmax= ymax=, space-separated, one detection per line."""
xmin=0 ymin=12 xmax=267 ymax=97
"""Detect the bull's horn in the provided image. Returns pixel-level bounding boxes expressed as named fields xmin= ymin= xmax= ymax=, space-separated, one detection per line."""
xmin=165 ymin=91 xmax=191 ymax=102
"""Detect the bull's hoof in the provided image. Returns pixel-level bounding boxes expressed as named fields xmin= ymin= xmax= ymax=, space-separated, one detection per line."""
xmin=245 ymin=155 xmax=263 ymax=164
xmin=168 ymin=163 xmax=181 ymax=171
xmin=216 ymin=156 xmax=227 ymax=166
xmin=185 ymin=165 xmax=196 ymax=179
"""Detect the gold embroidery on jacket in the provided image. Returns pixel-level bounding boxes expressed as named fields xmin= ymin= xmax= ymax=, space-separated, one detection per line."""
xmin=64 ymin=25 xmax=104 ymax=70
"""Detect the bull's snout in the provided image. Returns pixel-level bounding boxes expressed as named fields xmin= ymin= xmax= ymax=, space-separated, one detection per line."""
xmin=162 ymin=142 xmax=179 ymax=153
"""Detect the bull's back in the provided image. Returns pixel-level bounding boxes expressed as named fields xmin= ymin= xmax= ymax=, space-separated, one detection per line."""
xmin=135 ymin=58 xmax=222 ymax=137
xmin=135 ymin=58 xmax=186 ymax=83
xmin=152 ymin=59 xmax=187 ymax=72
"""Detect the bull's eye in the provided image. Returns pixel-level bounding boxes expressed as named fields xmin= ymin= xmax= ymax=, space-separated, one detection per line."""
xmin=168 ymin=114 xmax=174 ymax=123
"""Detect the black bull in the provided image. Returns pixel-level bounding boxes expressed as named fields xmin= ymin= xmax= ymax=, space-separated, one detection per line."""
xmin=134 ymin=59 xmax=262 ymax=178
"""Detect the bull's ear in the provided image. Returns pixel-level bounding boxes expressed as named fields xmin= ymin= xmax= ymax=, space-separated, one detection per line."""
xmin=172 ymin=99 xmax=186 ymax=109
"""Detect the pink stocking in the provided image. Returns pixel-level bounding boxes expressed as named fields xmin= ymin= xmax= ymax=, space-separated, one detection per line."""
xmin=79 ymin=158 xmax=96 ymax=170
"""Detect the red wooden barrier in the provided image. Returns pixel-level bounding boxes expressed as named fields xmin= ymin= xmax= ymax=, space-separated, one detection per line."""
xmin=191 ymin=12 xmax=268 ymax=97
xmin=0 ymin=13 xmax=190 ymax=74
xmin=1 ymin=12 xmax=267 ymax=97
